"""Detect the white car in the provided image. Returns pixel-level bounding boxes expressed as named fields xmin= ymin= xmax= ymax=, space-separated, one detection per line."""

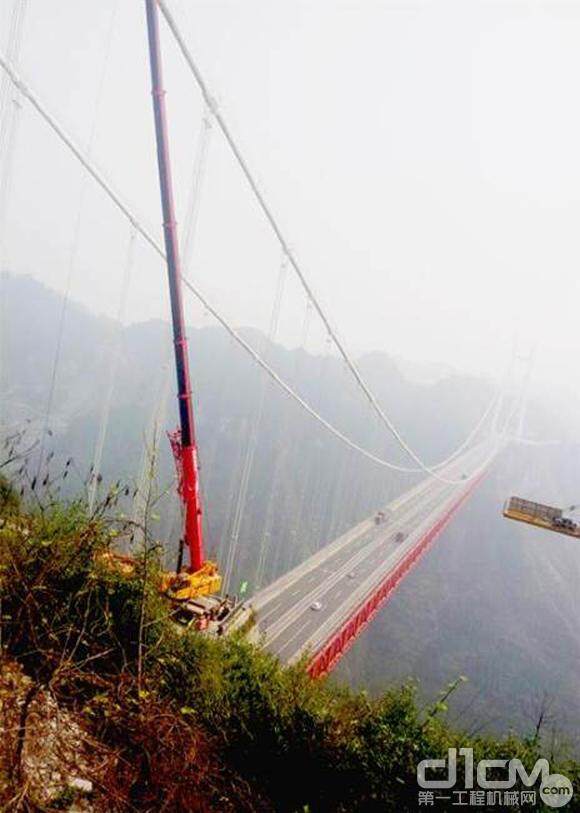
xmin=347 ymin=572 xmax=356 ymax=579
xmin=310 ymin=601 xmax=322 ymax=611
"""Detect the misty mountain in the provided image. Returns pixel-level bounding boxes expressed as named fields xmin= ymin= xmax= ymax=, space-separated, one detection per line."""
xmin=0 ymin=272 xmax=499 ymax=581
xmin=2 ymin=272 xmax=579 ymax=748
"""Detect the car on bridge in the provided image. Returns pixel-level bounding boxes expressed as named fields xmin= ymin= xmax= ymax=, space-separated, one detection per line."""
xmin=374 ymin=510 xmax=390 ymax=525
xmin=310 ymin=601 xmax=322 ymax=611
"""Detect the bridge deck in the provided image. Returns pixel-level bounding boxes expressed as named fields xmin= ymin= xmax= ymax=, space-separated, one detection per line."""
xmin=248 ymin=443 xmax=493 ymax=674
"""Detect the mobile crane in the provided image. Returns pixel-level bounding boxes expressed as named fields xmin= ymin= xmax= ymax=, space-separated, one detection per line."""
xmin=106 ymin=1 xmax=240 ymax=634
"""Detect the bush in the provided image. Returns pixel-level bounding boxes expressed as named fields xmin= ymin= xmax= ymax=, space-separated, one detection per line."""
xmin=1 ymin=489 xmax=579 ymax=811
xmin=0 ymin=473 xmax=19 ymax=514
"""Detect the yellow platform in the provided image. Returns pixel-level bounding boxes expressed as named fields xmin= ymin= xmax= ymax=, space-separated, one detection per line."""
xmin=503 ymin=497 xmax=580 ymax=540
xmin=100 ymin=552 xmax=222 ymax=600
xmin=161 ymin=561 xmax=222 ymax=600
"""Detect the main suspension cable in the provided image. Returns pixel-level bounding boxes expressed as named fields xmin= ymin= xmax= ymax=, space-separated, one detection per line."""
xmin=156 ymin=0 xmax=497 ymax=481
xmin=0 ymin=52 xmax=496 ymax=484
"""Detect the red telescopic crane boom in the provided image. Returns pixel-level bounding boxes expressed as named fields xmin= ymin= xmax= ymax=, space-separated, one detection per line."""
xmin=145 ymin=0 xmax=204 ymax=572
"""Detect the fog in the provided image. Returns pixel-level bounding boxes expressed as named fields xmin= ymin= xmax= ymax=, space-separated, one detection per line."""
xmin=2 ymin=1 xmax=580 ymax=420
xmin=4 ymin=3 xmax=580 ymax=753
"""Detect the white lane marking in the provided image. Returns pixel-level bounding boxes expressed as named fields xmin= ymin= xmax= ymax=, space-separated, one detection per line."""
xmin=291 ymin=470 xmax=486 ymax=661
xmin=256 ymin=529 xmax=378 ymax=626
xmin=277 ymin=451 xmax=488 ymax=661
xmin=263 ymin=486 xmax=449 ymax=647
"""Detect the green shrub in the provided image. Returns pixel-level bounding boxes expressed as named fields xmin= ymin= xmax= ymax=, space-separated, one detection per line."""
xmin=0 ymin=473 xmax=19 ymax=514
xmin=1 ymin=486 xmax=579 ymax=811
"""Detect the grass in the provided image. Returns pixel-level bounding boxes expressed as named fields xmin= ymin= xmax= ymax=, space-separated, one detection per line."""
xmin=1 ymin=486 xmax=579 ymax=811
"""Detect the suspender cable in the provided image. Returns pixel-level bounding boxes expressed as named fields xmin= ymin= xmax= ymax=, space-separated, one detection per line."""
xmin=0 ymin=95 xmax=21 ymax=250
xmin=34 ymin=0 xmax=118 ymax=483
xmin=0 ymin=0 xmax=27 ymax=159
xmin=0 ymin=0 xmax=27 ymax=438
xmin=0 ymin=52 xmax=497 ymax=484
xmin=268 ymin=296 xmax=313 ymax=581
xmin=132 ymin=350 xmax=172 ymax=548
xmin=253 ymin=443 xmax=286 ymax=590
xmin=222 ymin=253 xmax=288 ymax=593
xmin=0 ymin=97 xmax=22 ymax=437
xmin=253 ymin=262 xmax=293 ymax=590
xmin=253 ymin=296 xmax=311 ymax=585
xmin=145 ymin=0 xmax=204 ymax=571
xmin=88 ymin=225 xmax=136 ymax=513
xmin=182 ymin=103 xmax=212 ymax=273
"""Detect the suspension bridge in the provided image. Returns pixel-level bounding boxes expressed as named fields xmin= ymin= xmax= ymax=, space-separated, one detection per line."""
xmin=0 ymin=1 xmax=523 ymax=677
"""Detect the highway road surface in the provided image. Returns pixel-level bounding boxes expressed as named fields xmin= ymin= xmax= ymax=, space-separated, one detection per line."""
xmin=248 ymin=442 xmax=494 ymax=665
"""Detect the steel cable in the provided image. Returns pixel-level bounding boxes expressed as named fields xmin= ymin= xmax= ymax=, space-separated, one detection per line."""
xmin=0 ymin=52 xmax=499 ymax=484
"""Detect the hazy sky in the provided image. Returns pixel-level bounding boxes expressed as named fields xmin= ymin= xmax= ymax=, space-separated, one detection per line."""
xmin=2 ymin=0 xmax=580 ymax=409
